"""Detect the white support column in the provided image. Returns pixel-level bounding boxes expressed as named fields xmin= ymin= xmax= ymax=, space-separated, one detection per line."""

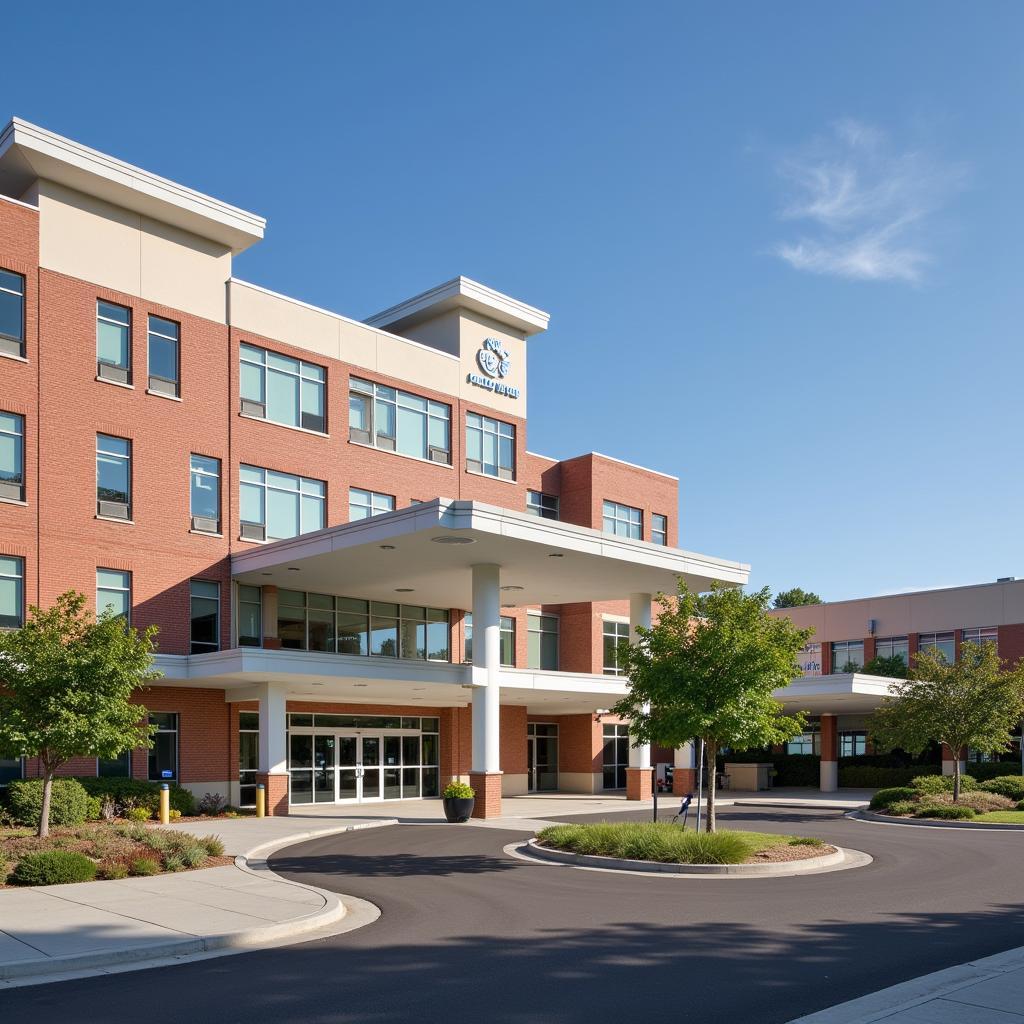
xmin=674 ymin=742 xmax=696 ymax=771
xmin=627 ymin=593 xmax=652 ymax=771
xmin=256 ymin=681 xmax=288 ymax=775
xmin=471 ymin=564 xmax=502 ymax=775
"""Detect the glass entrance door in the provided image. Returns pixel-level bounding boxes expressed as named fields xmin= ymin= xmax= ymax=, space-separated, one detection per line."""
xmin=360 ymin=735 xmax=381 ymax=801
xmin=528 ymin=724 xmax=558 ymax=792
xmin=337 ymin=735 xmax=358 ymax=801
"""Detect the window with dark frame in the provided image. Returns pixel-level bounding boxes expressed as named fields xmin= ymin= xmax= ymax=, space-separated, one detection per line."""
xmin=349 ymin=377 xmax=450 ymax=463
xmin=0 ymin=269 xmax=25 ymax=358
xmin=96 ymin=300 xmax=131 ymax=383
xmin=239 ymin=711 xmax=259 ymax=807
xmin=96 ymin=433 xmax=131 ymax=520
xmin=240 ymin=342 xmax=326 ymax=432
xmin=464 ymin=613 xmax=515 ymax=666
xmin=189 ymin=454 xmax=221 ymax=533
xmin=0 ymin=411 xmax=24 ymax=501
xmin=239 ymin=464 xmax=325 ymax=541
xmin=148 ymin=713 xmax=178 ymax=781
xmin=147 ymin=315 xmax=180 ymax=397
xmin=349 ymin=487 xmax=395 ymax=522
xmin=602 ymin=618 xmax=630 ymax=675
xmin=602 ymin=723 xmax=629 ymax=789
xmin=190 ymin=579 xmax=220 ymax=654
xmin=0 ymin=556 xmax=24 ymax=628
xmin=466 ymin=412 xmax=515 ymax=479
xmin=526 ymin=490 xmax=559 ymax=519
xmin=527 ymin=612 xmax=559 ymax=670
xmin=602 ymin=500 xmax=642 ymax=539
xmin=97 ymin=569 xmax=131 ymax=624
xmin=652 ymin=513 xmax=668 ymax=545
xmin=237 ymin=585 xmax=262 ymax=647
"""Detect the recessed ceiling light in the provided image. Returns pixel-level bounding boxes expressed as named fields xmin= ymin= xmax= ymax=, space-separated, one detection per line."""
xmin=395 ymin=587 xmax=415 ymax=593
xmin=354 ymin=683 xmax=368 ymax=688
xmin=261 ymin=572 xmax=272 ymax=577
xmin=431 ymin=535 xmax=475 ymax=545
xmin=311 ymin=683 xmax=324 ymax=687
xmin=549 ymin=553 xmax=564 ymax=559
xmin=501 ymin=585 xmax=524 ymax=592
xmin=380 ymin=544 xmax=396 ymax=550
xmin=287 ymin=567 xmax=300 ymax=572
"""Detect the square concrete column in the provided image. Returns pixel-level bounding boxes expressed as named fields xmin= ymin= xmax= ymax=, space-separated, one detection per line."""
xmin=256 ymin=681 xmax=289 ymax=815
xmin=819 ymin=713 xmax=838 ymax=792
xmin=625 ymin=593 xmax=653 ymax=800
xmin=672 ymin=742 xmax=697 ymax=795
xmin=470 ymin=563 xmax=502 ymax=818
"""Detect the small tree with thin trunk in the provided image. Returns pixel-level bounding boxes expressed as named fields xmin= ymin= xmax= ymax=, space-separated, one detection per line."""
xmin=0 ymin=591 xmax=160 ymax=836
xmin=612 ymin=582 xmax=812 ymax=832
xmin=870 ymin=641 xmax=1024 ymax=802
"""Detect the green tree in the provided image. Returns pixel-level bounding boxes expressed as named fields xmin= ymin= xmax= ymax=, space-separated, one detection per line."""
xmin=612 ymin=583 xmax=812 ymax=832
xmin=0 ymin=591 xmax=160 ymax=836
xmin=870 ymin=641 xmax=1024 ymax=801
xmin=862 ymin=654 xmax=909 ymax=678
xmin=773 ymin=587 xmax=823 ymax=609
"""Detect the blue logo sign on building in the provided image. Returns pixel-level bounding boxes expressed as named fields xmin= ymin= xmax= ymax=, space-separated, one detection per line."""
xmin=467 ymin=337 xmax=520 ymax=399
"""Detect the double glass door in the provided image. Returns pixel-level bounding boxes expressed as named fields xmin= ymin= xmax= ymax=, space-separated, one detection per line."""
xmin=312 ymin=734 xmax=384 ymax=803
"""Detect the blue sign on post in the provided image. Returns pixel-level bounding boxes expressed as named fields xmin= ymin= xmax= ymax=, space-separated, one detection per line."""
xmin=161 ymin=769 xmax=173 ymax=779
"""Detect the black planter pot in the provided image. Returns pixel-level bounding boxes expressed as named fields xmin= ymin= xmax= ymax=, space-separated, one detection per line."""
xmin=443 ymin=796 xmax=475 ymax=823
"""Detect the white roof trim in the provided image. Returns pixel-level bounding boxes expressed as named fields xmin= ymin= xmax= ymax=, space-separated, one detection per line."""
xmin=0 ymin=191 xmax=38 ymax=213
xmin=365 ymin=275 xmax=550 ymax=336
xmin=590 ymin=452 xmax=679 ymax=481
xmin=0 ymin=117 xmax=265 ymax=253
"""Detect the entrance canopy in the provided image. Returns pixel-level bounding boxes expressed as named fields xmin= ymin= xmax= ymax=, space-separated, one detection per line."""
xmin=774 ymin=672 xmax=901 ymax=715
xmin=232 ymin=498 xmax=750 ymax=607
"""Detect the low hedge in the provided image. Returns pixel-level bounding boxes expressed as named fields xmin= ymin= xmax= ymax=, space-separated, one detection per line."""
xmin=969 ymin=762 xmax=1023 ymax=783
xmin=979 ymin=776 xmax=1024 ymax=801
xmin=869 ymin=786 xmax=917 ymax=810
xmin=911 ymin=774 xmax=977 ymax=795
xmin=915 ymin=803 xmax=976 ymax=820
xmin=538 ymin=822 xmax=752 ymax=865
xmin=7 ymin=779 xmax=89 ymax=828
xmin=71 ymin=777 xmax=195 ymax=816
xmin=12 ymin=850 xmax=97 ymax=885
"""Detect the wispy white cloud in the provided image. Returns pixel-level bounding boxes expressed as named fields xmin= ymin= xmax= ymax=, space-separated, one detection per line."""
xmin=771 ymin=119 xmax=964 ymax=284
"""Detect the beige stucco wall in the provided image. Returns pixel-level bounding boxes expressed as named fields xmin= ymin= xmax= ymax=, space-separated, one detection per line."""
xmin=36 ymin=180 xmax=232 ymax=323
xmin=557 ymin=771 xmax=601 ymax=794
xmin=776 ymin=579 xmax=1024 ymax=642
xmin=501 ymin=773 xmax=529 ymax=796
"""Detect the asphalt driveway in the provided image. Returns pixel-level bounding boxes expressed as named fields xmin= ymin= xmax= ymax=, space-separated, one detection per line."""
xmin=3 ymin=805 xmax=1024 ymax=1023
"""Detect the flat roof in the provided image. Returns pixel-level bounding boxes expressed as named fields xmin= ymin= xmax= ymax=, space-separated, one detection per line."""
xmin=231 ymin=498 xmax=749 ymax=607
xmin=0 ymin=117 xmax=265 ymax=253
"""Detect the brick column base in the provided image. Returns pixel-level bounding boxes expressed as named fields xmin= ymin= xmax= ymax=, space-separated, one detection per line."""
xmin=626 ymin=767 xmax=653 ymax=801
xmin=257 ymin=772 xmax=289 ymax=816
xmin=469 ymin=772 xmax=503 ymax=819
xmin=672 ymin=768 xmax=697 ymax=795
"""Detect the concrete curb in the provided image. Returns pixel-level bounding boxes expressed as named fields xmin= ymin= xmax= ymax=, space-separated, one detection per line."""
xmin=0 ymin=818 xmax=396 ymax=985
xmin=521 ymin=838 xmax=852 ymax=876
xmin=850 ymin=809 xmax=1024 ymax=831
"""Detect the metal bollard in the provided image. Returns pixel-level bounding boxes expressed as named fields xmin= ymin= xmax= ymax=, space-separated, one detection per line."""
xmin=256 ymin=783 xmax=266 ymax=818
xmin=159 ymin=783 xmax=170 ymax=825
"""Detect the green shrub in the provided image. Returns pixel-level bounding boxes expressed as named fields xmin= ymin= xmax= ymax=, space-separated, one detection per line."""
xmin=910 ymin=774 xmax=976 ymax=795
xmin=915 ymin=803 xmax=976 ymax=820
xmin=869 ymin=786 xmax=917 ymax=810
xmin=129 ymin=857 xmax=160 ymax=876
xmin=71 ymin=778 xmax=195 ymax=816
xmin=7 ymin=779 xmax=89 ymax=828
xmin=0 ymin=852 xmax=8 ymax=881
xmin=141 ymin=831 xmax=171 ymax=852
xmin=537 ymin=822 xmax=751 ymax=865
xmin=967 ymin=761 xmax=1021 ymax=783
xmin=180 ymin=844 xmax=207 ymax=868
xmin=885 ymin=800 xmax=918 ymax=816
xmin=201 ymin=835 xmax=225 ymax=856
xmin=85 ymin=795 xmax=103 ymax=821
xmin=12 ymin=850 xmax=97 ymax=885
xmin=979 ymin=776 xmax=1024 ymax=801
xmin=788 ymin=836 xmax=824 ymax=847
xmin=168 ymin=809 xmax=182 ymax=821
xmin=163 ymin=853 xmax=185 ymax=872
xmin=442 ymin=779 xmax=475 ymax=799
xmin=953 ymin=791 xmax=1015 ymax=813
xmin=100 ymin=861 xmax=129 ymax=880
xmin=127 ymin=807 xmax=152 ymax=823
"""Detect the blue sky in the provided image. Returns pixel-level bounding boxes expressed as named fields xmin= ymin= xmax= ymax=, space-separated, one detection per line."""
xmin=7 ymin=2 xmax=1022 ymax=600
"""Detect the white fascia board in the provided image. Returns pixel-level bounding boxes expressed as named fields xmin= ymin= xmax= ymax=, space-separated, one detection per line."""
xmin=589 ymin=452 xmax=679 ymax=481
xmin=0 ymin=118 xmax=265 ymax=253
xmin=499 ymin=668 xmax=629 ymax=697
xmin=774 ymin=673 xmax=901 ymax=701
xmin=365 ymin=275 xmax=551 ymax=336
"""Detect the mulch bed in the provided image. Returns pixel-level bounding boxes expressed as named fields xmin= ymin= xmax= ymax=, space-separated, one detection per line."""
xmin=748 ymin=843 xmax=837 ymax=863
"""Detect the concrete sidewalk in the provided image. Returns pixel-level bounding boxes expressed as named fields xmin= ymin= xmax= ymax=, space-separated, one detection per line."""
xmin=790 ymin=945 xmax=1024 ymax=1022
xmin=0 ymin=815 xmax=392 ymax=987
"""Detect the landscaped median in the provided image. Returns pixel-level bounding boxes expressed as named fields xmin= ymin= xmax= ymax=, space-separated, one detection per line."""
xmin=521 ymin=821 xmax=857 ymax=876
xmin=866 ymin=774 xmax=1024 ymax=825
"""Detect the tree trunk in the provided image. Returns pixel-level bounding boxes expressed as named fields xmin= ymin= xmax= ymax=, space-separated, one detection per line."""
xmin=39 ymin=769 xmax=53 ymax=838
xmin=705 ymin=737 xmax=717 ymax=833
xmin=952 ymin=755 xmax=961 ymax=803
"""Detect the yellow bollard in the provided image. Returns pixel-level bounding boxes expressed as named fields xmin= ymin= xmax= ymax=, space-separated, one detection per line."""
xmin=256 ymin=783 xmax=266 ymax=818
xmin=159 ymin=783 xmax=170 ymax=825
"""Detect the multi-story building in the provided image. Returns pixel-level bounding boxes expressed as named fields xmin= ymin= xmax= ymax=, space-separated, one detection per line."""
xmin=770 ymin=578 xmax=1024 ymax=790
xmin=0 ymin=118 xmax=748 ymax=817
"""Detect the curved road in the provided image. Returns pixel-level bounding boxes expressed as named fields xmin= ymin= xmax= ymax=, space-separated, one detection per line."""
xmin=4 ymin=806 xmax=1024 ymax=1023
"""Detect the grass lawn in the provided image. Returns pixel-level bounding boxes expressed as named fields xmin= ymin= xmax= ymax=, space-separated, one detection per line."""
xmin=973 ymin=811 xmax=1024 ymax=824
xmin=536 ymin=821 xmax=830 ymax=865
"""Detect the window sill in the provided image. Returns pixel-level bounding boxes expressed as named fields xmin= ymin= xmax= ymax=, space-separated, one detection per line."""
xmin=0 ymin=350 xmax=28 ymax=364
xmin=0 ymin=496 xmax=28 ymax=507
xmin=238 ymin=412 xmax=329 ymax=439
xmin=95 ymin=514 xmax=135 ymax=525
xmin=147 ymin=388 xmax=182 ymax=402
xmin=347 ymin=439 xmax=453 ymax=469
xmin=95 ymin=374 xmax=133 ymax=389
xmin=465 ymin=468 xmax=518 ymax=485
xmin=237 ymin=533 xmax=268 ymax=544
xmin=189 ymin=529 xmax=223 ymax=538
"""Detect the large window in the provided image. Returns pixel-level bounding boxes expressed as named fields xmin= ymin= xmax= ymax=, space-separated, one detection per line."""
xmin=96 ymin=434 xmax=132 ymax=520
xmin=190 ymin=454 xmax=221 ymax=533
xmin=0 ymin=411 xmax=24 ymax=501
xmin=98 ymin=751 xmax=131 ymax=778
xmin=526 ymin=490 xmax=559 ymax=520
xmin=875 ymin=636 xmax=909 ymax=663
xmin=349 ymin=487 xmax=395 ymax=522
xmin=602 ymin=723 xmax=629 ymax=790
xmin=918 ymin=632 xmax=955 ymax=663
xmin=603 ymin=500 xmax=642 ymax=539
xmin=962 ymin=626 xmax=998 ymax=653
xmin=278 ymin=592 xmax=449 ymax=661
xmin=466 ymin=412 xmax=515 ymax=480
xmin=148 ymin=713 xmax=178 ymax=781
xmin=349 ymin=377 xmax=450 ymax=463
xmin=237 ymin=585 xmax=262 ymax=647
xmin=831 ymin=640 xmax=864 ymax=672
xmin=241 ymin=343 xmax=326 ymax=432
xmin=464 ymin=613 xmax=515 ymax=666
xmin=0 ymin=556 xmax=24 ymax=628
xmin=147 ymin=315 xmax=180 ymax=397
xmin=239 ymin=711 xmax=259 ymax=807
xmin=527 ymin=613 xmax=559 ymax=670
xmin=190 ymin=580 xmax=220 ymax=654
xmin=603 ymin=618 xmax=630 ymax=675
xmin=239 ymin=465 xmax=325 ymax=541
xmin=96 ymin=300 xmax=131 ymax=383
xmin=97 ymin=569 xmax=131 ymax=623
xmin=0 ymin=268 xmax=25 ymax=358
xmin=839 ymin=731 xmax=867 ymax=757
xmin=652 ymin=513 xmax=668 ymax=546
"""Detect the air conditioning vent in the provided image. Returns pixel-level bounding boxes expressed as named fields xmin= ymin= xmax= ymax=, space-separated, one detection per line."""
xmin=97 ymin=362 xmax=130 ymax=384
xmin=148 ymin=376 xmax=178 ymax=397
xmin=240 ymin=522 xmax=266 ymax=542
xmin=0 ymin=480 xmax=24 ymax=501
xmin=191 ymin=515 xmax=219 ymax=534
xmin=240 ymin=399 xmax=265 ymax=419
xmin=301 ymin=411 xmax=325 ymax=433
xmin=98 ymin=500 xmax=130 ymax=520
xmin=349 ymin=427 xmax=371 ymax=445
xmin=377 ymin=435 xmax=396 ymax=452
xmin=428 ymin=446 xmax=450 ymax=464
